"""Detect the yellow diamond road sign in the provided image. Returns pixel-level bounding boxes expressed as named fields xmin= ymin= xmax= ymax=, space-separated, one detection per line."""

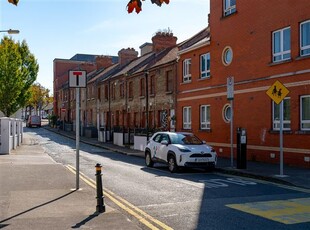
xmin=266 ymin=80 xmax=290 ymax=104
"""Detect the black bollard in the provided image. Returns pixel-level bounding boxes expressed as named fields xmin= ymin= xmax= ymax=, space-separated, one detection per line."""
xmin=95 ymin=163 xmax=105 ymax=213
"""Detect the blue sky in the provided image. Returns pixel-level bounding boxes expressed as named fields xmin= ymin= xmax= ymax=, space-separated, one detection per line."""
xmin=1 ymin=0 xmax=210 ymax=94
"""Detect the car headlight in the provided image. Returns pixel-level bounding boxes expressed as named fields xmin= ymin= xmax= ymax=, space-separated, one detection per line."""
xmin=177 ymin=147 xmax=191 ymax=152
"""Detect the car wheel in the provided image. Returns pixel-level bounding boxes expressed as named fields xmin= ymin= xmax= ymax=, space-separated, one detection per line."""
xmin=145 ymin=151 xmax=154 ymax=167
xmin=168 ymin=155 xmax=178 ymax=173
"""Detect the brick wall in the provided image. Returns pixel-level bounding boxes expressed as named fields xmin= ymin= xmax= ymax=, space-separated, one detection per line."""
xmin=176 ymin=1 xmax=310 ymax=167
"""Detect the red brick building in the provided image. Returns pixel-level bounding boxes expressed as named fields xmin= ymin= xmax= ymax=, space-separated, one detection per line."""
xmin=54 ymin=31 xmax=179 ymax=140
xmin=177 ymin=1 xmax=310 ymax=168
xmin=53 ymin=58 xmax=96 ymax=119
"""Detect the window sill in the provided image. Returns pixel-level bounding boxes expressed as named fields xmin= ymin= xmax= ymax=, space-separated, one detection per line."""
xmin=198 ymin=76 xmax=211 ymax=81
xmin=269 ymin=130 xmax=293 ymax=134
xmin=181 ymin=81 xmax=192 ymax=85
xmin=166 ymin=91 xmax=173 ymax=95
xmin=269 ymin=59 xmax=292 ymax=66
xmin=139 ymin=96 xmax=145 ymax=99
xmin=221 ymin=10 xmax=238 ymax=20
xmin=199 ymin=128 xmax=212 ymax=133
xmin=295 ymin=130 xmax=310 ymax=135
xmin=295 ymin=54 xmax=310 ymax=61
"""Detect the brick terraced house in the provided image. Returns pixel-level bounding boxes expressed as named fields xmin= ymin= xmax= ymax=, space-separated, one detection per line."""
xmin=54 ymin=31 xmax=178 ymax=141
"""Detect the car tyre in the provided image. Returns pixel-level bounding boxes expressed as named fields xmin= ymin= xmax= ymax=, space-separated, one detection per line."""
xmin=168 ymin=155 xmax=178 ymax=173
xmin=145 ymin=151 xmax=154 ymax=167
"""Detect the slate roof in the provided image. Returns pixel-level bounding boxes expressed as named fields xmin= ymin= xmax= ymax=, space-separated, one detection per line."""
xmin=178 ymin=27 xmax=210 ymax=52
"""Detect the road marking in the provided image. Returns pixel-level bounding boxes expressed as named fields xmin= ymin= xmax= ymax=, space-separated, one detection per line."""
xmin=227 ymin=198 xmax=310 ymax=224
xmin=66 ymin=164 xmax=173 ymax=230
xmin=199 ymin=178 xmax=257 ymax=188
xmin=215 ymin=172 xmax=310 ymax=194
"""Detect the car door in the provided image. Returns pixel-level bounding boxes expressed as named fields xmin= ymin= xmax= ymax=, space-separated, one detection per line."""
xmin=150 ymin=134 xmax=162 ymax=159
xmin=157 ymin=134 xmax=170 ymax=161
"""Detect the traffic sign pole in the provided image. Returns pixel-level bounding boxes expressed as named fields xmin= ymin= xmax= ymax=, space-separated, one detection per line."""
xmin=230 ymin=99 xmax=234 ymax=168
xmin=69 ymin=70 xmax=86 ymax=190
xmin=227 ymin=77 xmax=234 ymax=168
xmin=266 ymin=80 xmax=289 ymax=177
xmin=76 ymin=87 xmax=80 ymax=189
xmin=280 ymin=100 xmax=284 ymax=176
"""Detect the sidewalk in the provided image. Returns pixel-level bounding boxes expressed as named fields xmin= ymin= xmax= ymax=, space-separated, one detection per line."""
xmin=46 ymin=126 xmax=310 ymax=189
xmin=0 ymin=132 xmax=141 ymax=230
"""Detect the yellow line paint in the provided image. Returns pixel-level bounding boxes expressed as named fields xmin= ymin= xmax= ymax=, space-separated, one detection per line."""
xmin=65 ymin=165 xmax=173 ymax=230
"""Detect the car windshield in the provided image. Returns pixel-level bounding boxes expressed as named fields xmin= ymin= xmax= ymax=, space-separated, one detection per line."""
xmin=170 ymin=133 xmax=203 ymax=145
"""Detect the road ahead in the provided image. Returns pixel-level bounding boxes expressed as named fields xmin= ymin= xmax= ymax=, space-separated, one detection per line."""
xmin=28 ymin=127 xmax=310 ymax=230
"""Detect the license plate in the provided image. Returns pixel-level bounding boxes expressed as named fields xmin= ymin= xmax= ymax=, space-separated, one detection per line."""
xmin=195 ymin=158 xmax=208 ymax=162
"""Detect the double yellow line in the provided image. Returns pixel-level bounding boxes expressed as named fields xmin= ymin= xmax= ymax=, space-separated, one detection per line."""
xmin=66 ymin=164 xmax=173 ymax=230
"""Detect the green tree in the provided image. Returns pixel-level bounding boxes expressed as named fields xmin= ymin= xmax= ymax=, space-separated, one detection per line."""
xmin=26 ymin=83 xmax=51 ymax=115
xmin=0 ymin=36 xmax=38 ymax=117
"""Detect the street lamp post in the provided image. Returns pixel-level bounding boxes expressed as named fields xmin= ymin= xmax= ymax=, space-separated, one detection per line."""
xmin=0 ymin=29 xmax=19 ymax=34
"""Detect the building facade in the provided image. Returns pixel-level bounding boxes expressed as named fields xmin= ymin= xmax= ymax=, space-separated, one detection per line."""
xmin=177 ymin=0 xmax=310 ymax=168
xmin=54 ymin=32 xmax=179 ymax=140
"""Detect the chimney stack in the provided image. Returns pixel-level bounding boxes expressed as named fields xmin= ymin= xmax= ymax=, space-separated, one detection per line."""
xmin=96 ymin=55 xmax=113 ymax=70
xmin=118 ymin=48 xmax=138 ymax=66
xmin=152 ymin=31 xmax=177 ymax=53
xmin=140 ymin=42 xmax=153 ymax=56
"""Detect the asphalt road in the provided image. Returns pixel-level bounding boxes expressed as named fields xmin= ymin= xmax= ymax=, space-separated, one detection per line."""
xmin=27 ymin=127 xmax=310 ymax=230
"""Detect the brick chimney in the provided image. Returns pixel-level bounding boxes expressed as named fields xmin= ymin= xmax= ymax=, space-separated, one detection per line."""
xmin=96 ymin=55 xmax=113 ymax=70
xmin=152 ymin=31 xmax=177 ymax=53
xmin=140 ymin=42 xmax=153 ymax=56
xmin=118 ymin=48 xmax=138 ymax=66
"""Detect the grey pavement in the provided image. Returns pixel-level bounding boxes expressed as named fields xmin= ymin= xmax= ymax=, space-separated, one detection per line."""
xmin=0 ymin=132 xmax=141 ymax=230
xmin=45 ymin=125 xmax=310 ymax=190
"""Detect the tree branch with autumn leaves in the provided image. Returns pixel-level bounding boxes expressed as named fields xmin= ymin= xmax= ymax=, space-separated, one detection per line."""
xmin=8 ymin=0 xmax=170 ymax=14
xmin=127 ymin=0 xmax=170 ymax=14
xmin=8 ymin=0 xmax=19 ymax=6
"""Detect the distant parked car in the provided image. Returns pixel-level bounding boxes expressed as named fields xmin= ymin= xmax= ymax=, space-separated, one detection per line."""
xmin=26 ymin=115 xmax=41 ymax=128
xmin=144 ymin=132 xmax=217 ymax=173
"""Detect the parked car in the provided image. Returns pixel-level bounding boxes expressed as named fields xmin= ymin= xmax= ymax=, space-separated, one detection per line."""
xmin=26 ymin=115 xmax=41 ymax=128
xmin=144 ymin=131 xmax=217 ymax=172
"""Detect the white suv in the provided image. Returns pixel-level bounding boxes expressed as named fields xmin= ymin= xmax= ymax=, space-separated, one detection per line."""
xmin=144 ymin=132 xmax=217 ymax=173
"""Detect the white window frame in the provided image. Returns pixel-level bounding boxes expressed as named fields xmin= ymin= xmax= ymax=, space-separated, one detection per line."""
xmin=200 ymin=53 xmax=210 ymax=79
xmin=223 ymin=0 xmax=236 ymax=16
xmin=183 ymin=59 xmax=191 ymax=82
xmin=300 ymin=20 xmax=310 ymax=57
xmin=183 ymin=106 xmax=191 ymax=129
xmin=300 ymin=95 xmax=310 ymax=131
xmin=272 ymin=27 xmax=291 ymax=62
xmin=272 ymin=97 xmax=291 ymax=131
xmin=200 ymin=105 xmax=211 ymax=130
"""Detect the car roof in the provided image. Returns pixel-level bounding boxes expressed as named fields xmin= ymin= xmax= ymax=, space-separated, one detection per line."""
xmin=154 ymin=131 xmax=193 ymax=135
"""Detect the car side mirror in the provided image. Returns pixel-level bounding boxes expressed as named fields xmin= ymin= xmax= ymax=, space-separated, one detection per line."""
xmin=202 ymin=140 xmax=206 ymax=144
xmin=161 ymin=140 xmax=169 ymax=146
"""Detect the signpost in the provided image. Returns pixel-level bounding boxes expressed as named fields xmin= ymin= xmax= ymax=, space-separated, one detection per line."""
xmin=227 ymin=77 xmax=234 ymax=167
xmin=69 ymin=70 xmax=86 ymax=189
xmin=266 ymin=80 xmax=289 ymax=176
